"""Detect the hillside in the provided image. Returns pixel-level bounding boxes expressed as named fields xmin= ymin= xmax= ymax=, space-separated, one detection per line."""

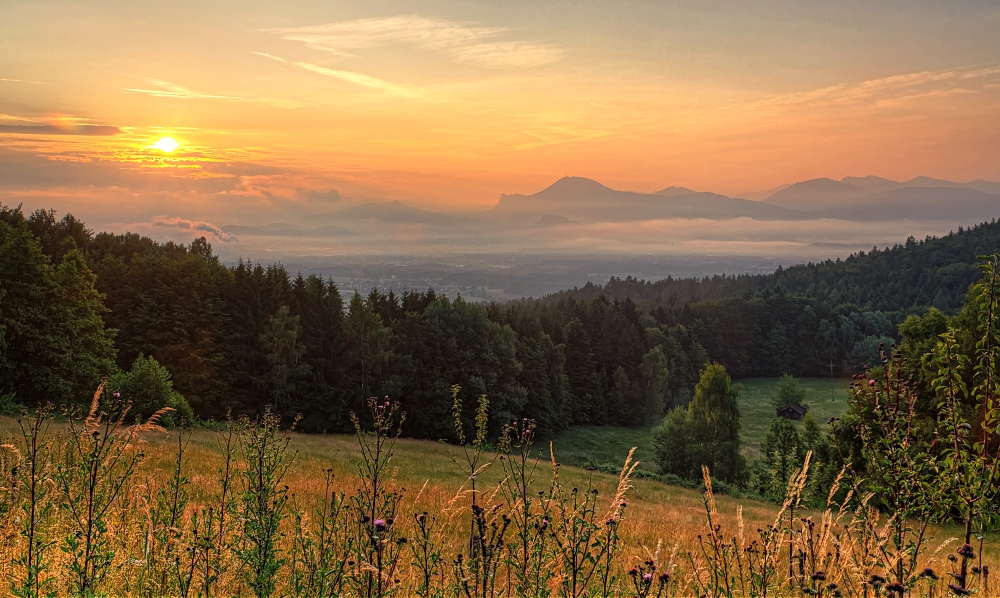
xmin=547 ymin=218 xmax=1000 ymax=314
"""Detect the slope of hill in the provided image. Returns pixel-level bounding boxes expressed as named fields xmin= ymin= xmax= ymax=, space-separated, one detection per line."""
xmin=545 ymin=218 xmax=1000 ymax=314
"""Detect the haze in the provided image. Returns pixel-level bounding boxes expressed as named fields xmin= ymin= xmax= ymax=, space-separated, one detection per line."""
xmin=2 ymin=0 xmax=999 ymax=266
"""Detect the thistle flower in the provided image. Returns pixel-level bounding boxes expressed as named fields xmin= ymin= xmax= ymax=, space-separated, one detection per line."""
xmin=958 ymin=543 xmax=975 ymax=559
xmin=920 ymin=568 xmax=939 ymax=580
xmin=812 ymin=571 xmax=826 ymax=581
xmin=948 ymin=583 xmax=971 ymax=595
xmin=886 ymin=582 xmax=905 ymax=594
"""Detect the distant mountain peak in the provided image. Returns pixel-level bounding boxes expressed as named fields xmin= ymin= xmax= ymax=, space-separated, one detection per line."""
xmin=656 ymin=186 xmax=697 ymax=196
xmin=536 ymin=176 xmax=614 ymax=196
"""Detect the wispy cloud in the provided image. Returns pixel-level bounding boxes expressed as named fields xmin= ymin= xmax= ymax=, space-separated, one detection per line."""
xmin=756 ymin=65 xmax=1000 ymax=110
xmin=149 ymin=215 xmax=238 ymax=242
xmin=0 ymin=124 xmax=123 ymax=136
xmin=0 ymin=78 xmax=50 ymax=85
xmin=254 ymin=51 xmax=420 ymax=96
xmin=123 ymin=79 xmax=308 ymax=109
xmin=267 ymin=15 xmax=564 ymax=69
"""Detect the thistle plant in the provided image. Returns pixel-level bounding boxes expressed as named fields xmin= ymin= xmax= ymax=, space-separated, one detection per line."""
xmin=233 ymin=407 xmax=298 ymax=598
xmin=928 ymin=253 xmax=1000 ymax=593
xmin=448 ymin=385 xmax=496 ymax=557
xmin=410 ymin=510 xmax=445 ymax=598
xmin=141 ymin=430 xmax=190 ymax=596
xmin=54 ymin=383 xmax=169 ymax=596
xmin=552 ymin=450 xmax=633 ymax=598
xmin=289 ymin=469 xmax=350 ymax=597
xmin=199 ymin=421 xmax=238 ymax=597
xmin=846 ymin=349 xmax=941 ymax=591
xmin=12 ymin=405 xmax=56 ymax=598
xmin=348 ymin=397 xmax=407 ymax=598
xmin=495 ymin=417 xmax=555 ymax=597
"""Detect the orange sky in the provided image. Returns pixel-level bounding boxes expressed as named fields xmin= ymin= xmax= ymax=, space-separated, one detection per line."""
xmin=2 ymin=0 xmax=999 ymax=221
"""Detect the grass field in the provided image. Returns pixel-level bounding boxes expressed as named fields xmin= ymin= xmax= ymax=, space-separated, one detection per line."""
xmin=0 ymin=413 xmax=790 ymax=596
xmin=736 ymin=377 xmax=852 ymax=461
xmin=546 ymin=377 xmax=853 ymax=471
xmin=0 ymin=402 xmax=988 ymax=597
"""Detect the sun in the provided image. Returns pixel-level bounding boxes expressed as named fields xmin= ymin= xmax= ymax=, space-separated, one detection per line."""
xmin=150 ymin=137 xmax=180 ymax=153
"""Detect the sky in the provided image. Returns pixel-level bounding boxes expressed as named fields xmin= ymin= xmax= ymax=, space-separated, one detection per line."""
xmin=2 ymin=0 xmax=999 ymax=249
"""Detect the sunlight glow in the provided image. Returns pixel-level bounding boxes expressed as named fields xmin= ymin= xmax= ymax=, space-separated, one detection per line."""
xmin=151 ymin=137 xmax=180 ymax=153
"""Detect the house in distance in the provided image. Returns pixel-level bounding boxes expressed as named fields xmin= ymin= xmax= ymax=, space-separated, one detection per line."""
xmin=776 ymin=404 xmax=808 ymax=421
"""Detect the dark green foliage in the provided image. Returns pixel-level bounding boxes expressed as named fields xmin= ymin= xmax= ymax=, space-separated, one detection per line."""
xmin=106 ymin=354 xmax=193 ymax=426
xmin=769 ymin=374 xmax=806 ymax=409
xmin=752 ymin=418 xmax=805 ymax=501
xmin=9 ymin=202 xmax=1000 ymax=448
xmin=234 ymin=408 xmax=298 ymax=598
xmin=0 ymin=214 xmax=116 ymax=405
xmin=651 ymin=363 xmax=745 ymax=484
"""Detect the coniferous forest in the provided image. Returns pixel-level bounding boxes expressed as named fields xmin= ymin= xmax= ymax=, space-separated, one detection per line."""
xmin=3 ymin=203 xmax=999 ymax=440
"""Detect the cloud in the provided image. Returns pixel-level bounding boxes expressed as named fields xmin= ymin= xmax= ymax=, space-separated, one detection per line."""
xmin=0 ymin=124 xmax=123 ymax=136
xmin=149 ymin=216 xmax=238 ymax=242
xmin=252 ymin=51 xmax=419 ymax=96
xmin=756 ymin=65 xmax=1000 ymax=110
xmin=267 ymin=15 xmax=564 ymax=69
xmin=0 ymin=78 xmax=50 ymax=85
xmin=123 ymin=79 xmax=308 ymax=109
xmin=294 ymin=62 xmax=420 ymax=96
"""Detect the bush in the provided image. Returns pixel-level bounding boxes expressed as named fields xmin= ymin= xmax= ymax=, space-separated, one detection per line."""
xmin=106 ymin=355 xmax=193 ymax=426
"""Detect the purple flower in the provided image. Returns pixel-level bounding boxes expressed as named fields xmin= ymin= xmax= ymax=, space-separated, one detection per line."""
xmin=113 ymin=391 xmax=120 ymax=398
xmin=868 ymin=379 xmax=876 ymax=387
xmin=948 ymin=583 xmax=971 ymax=596
xmin=374 ymin=519 xmax=386 ymax=530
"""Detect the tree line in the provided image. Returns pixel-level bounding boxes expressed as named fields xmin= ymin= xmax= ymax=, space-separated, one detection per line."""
xmin=3 ymin=203 xmax=1000 ymax=438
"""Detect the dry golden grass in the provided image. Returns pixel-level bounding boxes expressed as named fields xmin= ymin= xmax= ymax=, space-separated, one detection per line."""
xmin=0 ymin=414 xmax=991 ymax=597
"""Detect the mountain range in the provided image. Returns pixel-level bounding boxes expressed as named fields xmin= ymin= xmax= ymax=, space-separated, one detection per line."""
xmin=220 ymin=174 xmax=1000 ymax=256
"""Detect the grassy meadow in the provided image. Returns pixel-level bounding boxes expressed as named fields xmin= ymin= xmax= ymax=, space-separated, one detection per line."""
xmin=736 ymin=377 xmax=852 ymax=461
xmin=0 ymin=387 xmax=988 ymax=597
xmin=547 ymin=377 xmax=852 ymax=468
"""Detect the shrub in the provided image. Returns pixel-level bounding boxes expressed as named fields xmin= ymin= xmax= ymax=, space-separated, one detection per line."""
xmin=106 ymin=354 xmax=193 ymax=426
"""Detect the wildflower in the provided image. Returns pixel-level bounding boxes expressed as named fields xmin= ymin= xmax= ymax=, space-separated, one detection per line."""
xmin=869 ymin=574 xmax=886 ymax=585
xmin=886 ymin=582 xmax=905 ymax=594
xmin=643 ymin=573 xmax=652 ymax=582
xmin=957 ymin=543 xmax=975 ymax=559
xmin=629 ymin=567 xmax=638 ymax=577
xmin=374 ymin=519 xmax=386 ymax=531
xmin=920 ymin=568 xmax=939 ymax=580
xmin=658 ymin=573 xmax=669 ymax=583
xmin=812 ymin=571 xmax=826 ymax=581
xmin=869 ymin=379 xmax=876 ymax=386
xmin=948 ymin=584 xmax=970 ymax=595
xmin=113 ymin=391 xmax=121 ymax=398
xmin=950 ymin=574 xmax=965 ymax=584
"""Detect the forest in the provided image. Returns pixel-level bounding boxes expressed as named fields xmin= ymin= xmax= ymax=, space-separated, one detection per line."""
xmin=1 ymin=203 xmax=998 ymax=440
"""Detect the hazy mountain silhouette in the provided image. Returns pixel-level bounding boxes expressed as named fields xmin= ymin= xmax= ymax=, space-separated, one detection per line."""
xmin=656 ymin=186 xmax=698 ymax=196
xmin=222 ymin=174 xmax=1000 ymax=257
xmin=764 ymin=178 xmax=867 ymax=209
xmin=486 ymin=176 xmax=804 ymax=224
xmin=820 ymin=187 xmax=1000 ymax=222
